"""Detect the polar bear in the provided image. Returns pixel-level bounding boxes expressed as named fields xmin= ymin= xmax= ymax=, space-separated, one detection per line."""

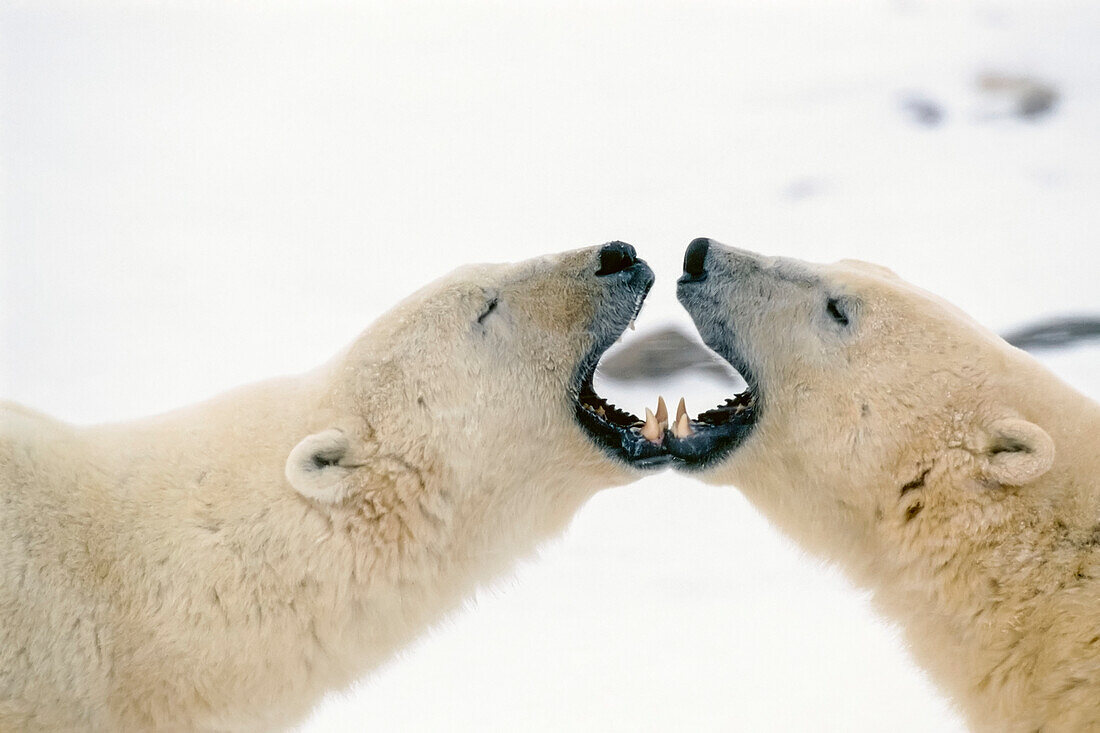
xmin=672 ymin=238 xmax=1100 ymax=732
xmin=0 ymin=242 xmax=667 ymax=732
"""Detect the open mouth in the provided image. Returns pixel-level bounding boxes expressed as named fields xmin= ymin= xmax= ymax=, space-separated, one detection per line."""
xmin=572 ymin=259 xmax=759 ymax=468
xmin=576 ymin=376 xmax=759 ymax=469
xmin=574 ymin=341 xmax=759 ymax=469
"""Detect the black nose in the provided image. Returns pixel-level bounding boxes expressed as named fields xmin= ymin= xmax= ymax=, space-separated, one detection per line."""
xmin=682 ymin=237 xmax=710 ymax=281
xmin=596 ymin=241 xmax=638 ymax=276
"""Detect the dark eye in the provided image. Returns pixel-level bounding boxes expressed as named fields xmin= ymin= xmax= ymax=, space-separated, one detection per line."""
xmin=826 ymin=297 xmax=849 ymax=327
xmin=477 ymin=297 xmax=499 ymax=324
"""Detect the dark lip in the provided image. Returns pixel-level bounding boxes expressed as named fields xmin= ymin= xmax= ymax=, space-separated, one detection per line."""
xmin=572 ymin=262 xmax=760 ymax=470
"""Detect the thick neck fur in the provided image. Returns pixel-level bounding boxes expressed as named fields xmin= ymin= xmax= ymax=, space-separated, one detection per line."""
xmin=857 ymin=373 xmax=1100 ymax=731
xmin=45 ymin=365 xmax=591 ymax=731
xmin=725 ymin=357 xmax=1100 ymax=731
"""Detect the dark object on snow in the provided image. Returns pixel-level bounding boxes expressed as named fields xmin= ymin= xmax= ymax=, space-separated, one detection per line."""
xmin=598 ymin=326 xmax=736 ymax=382
xmin=900 ymin=94 xmax=945 ymax=127
xmin=1004 ymin=317 xmax=1100 ymax=351
xmin=976 ymin=73 xmax=1059 ymax=120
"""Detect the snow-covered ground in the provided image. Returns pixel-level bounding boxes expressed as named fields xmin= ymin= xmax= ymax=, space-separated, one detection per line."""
xmin=2 ymin=1 xmax=1098 ymax=730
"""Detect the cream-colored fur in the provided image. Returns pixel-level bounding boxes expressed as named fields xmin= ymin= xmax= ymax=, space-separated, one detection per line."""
xmin=679 ymin=243 xmax=1100 ymax=731
xmin=0 ymin=246 xmax=645 ymax=731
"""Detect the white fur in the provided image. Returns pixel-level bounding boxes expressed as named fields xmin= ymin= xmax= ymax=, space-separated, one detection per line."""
xmin=683 ymin=244 xmax=1100 ymax=731
xmin=0 ymin=246 xmax=642 ymax=731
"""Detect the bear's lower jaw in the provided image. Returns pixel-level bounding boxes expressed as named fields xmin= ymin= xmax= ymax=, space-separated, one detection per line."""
xmin=662 ymin=389 xmax=758 ymax=469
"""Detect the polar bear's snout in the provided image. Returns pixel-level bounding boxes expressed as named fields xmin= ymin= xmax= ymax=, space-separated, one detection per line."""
xmin=657 ymin=238 xmax=763 ymax=469
xmin=582 ymin=242 xmax=654 ymax=345
xmin=572 ymin=242 xmax=672 ymax=468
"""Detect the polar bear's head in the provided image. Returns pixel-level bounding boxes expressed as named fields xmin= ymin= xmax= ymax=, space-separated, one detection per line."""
xmin=674 ymin=238 xmax=1056 ymax=564
xmin=286 ymin=242 xmax=667 ymax=518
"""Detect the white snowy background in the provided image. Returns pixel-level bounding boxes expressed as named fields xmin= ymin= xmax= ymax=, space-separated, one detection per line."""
xmin=3 ymin=1 xmax=1099 ymax=730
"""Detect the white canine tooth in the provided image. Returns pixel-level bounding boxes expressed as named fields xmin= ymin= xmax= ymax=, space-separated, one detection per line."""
xmin=673 ymin=412 xmax=694 ymax=438
xmin=641 ymin=408 xmax=662 ymax=443
xmin=655 ymin=396 xmax=668 ymax=429
xmin=676 ymin=397 xmax=687 ymax=422
xmin=628 ymin=319 xmax=636 ymax=331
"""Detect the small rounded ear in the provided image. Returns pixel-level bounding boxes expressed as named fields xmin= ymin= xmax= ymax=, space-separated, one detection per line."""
xmin=977 ymin=418 xmax=1055 ymax=486
xmin=286 ymin=429 xmax=354 ymax=503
